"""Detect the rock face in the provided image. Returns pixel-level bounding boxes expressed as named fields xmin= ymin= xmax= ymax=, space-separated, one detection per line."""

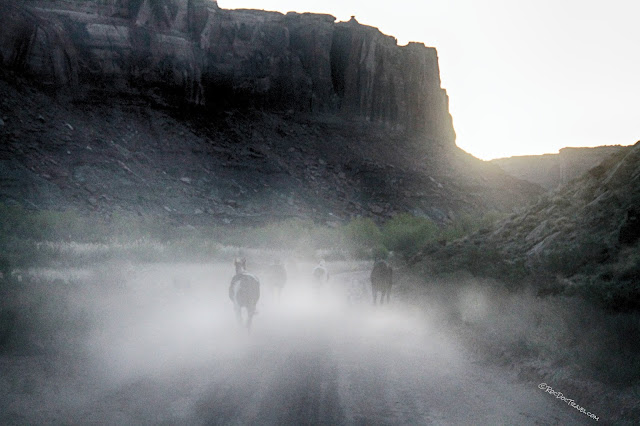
xmin=426 ymin=141 xmax=640 ymax=310
xmin=0 ymin=73 xmax=541 ymax=225
xmin=491 ymin=145 xmax=628 ymax=189
xmin=0 ymin=0 xmax=542 ymax=225
xmin=0 ymin=0 xmax=455 ymax=144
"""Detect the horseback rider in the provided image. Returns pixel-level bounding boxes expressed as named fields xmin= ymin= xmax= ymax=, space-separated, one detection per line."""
xmin=312 ymin=259 xmax=329 ymax=288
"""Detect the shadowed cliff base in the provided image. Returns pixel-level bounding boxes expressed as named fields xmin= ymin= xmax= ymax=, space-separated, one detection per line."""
xmin=0 ymin=70 xmax=540 ymax=226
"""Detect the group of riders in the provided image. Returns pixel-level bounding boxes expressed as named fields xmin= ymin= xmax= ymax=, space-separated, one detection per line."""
xmin=228 ymin=257 xmax=393 ymax=330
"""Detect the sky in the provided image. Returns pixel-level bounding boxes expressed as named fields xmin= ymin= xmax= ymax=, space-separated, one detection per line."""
xmin=217 ymin=1 xmax=639 ymax=160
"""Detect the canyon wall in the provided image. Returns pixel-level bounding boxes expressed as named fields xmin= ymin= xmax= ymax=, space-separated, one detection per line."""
xmin=0 ymin=0 xmax=455 ymax=144
xmin=491 ymin=145 xmax=628 ymax=189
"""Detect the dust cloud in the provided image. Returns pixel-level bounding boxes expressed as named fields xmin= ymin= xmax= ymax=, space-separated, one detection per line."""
xmin=1 ymin=260 xmax=591 ymax=424
xmin=0 ymin=260 xmax=455 ymax=423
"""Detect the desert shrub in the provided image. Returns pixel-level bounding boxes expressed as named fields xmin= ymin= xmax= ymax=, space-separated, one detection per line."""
xmin=251 ymin=219 xmax=320 ymax=250
xmin=539 ymin=233 xmax=612 ymax=277
xmin=0 ymin=237 xmax=56 ymax=269
xmin=568 ymin=245 xmax=640 ymax=312
xmin=438 ymin=211 xmax=504 ymax=243
xmin=0 ymin=203 xmax=108 ymax=243
xmin=108 ymin=213 xmax=179 ymax=242
xmin=381 ymin=214 xmax=438 ymax=259
xmin=0 ymin=204 xmax=228 ymax=265
xmin=0 ymin=204 xmax=28 ymax=240
xmin=424 ymin=239 xmax=528 ymax=286
xmin=438 ymin=219 xmax=471 ymax=242
xmin=341 ymin=217 xmax=384 ymax=258
xmin=590 ymin=312 xmax=640 ymax=385
xmin=0 ymin=276 xmax=93 ymax=354
xmin=34 ymin=209 xmax=106 ymax=242
xmin=161 ymin=237 xmax=221 ymax=262
xmin=207 ymin=219 xmax=340 ymax=255
xmin=457 ymin=287 xmax=640 ymax=389
xmin=0 ymin=202 xmax=501 ymax=266
xmin=450 ymin=243 xmax=502 ymax=275
xmin=308 ymin=224 xmax=342 ymax=252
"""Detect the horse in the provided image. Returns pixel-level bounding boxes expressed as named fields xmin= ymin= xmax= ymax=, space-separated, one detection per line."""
xmin=370 ymin=259 xmax=393 ymax=305
xmin=312 ymin=259 xmax=329 ymax=288
xmin=229 ymin=258 xmax=260 ymax=331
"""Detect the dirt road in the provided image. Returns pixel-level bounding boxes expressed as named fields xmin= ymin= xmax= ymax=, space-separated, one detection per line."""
xmin=0 ymin=263 xmax=592 ymax=424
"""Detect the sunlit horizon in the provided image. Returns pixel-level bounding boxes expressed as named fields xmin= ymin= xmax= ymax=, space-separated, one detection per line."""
xmin=217 ymin=0 xmax=639 ymax=160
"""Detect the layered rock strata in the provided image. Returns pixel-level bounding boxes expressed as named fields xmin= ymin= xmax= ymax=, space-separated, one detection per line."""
xmin=0 ymin=0 xmax=455 ymax=144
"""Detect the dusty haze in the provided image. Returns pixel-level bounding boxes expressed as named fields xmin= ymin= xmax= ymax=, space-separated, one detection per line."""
xmin=1 ymin=259 xmax=593 ymax=424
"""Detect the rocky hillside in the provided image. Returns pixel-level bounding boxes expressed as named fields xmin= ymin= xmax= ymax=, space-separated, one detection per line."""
xmin=423 ymin=141 xmax=640 ymax=310
xmin=491 ymin=145 xmax=628 ymax=189
xmin=0 ymin=0 xmax=540 ymax=226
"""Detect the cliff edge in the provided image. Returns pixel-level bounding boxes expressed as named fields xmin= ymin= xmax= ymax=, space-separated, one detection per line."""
xmin=0 ymin=0 xmax=540 ymax=224
xmin=0 ymin=0 xmax=454 ymax=144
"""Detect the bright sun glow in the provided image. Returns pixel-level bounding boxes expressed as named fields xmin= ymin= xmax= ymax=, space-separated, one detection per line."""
xmin=218 ymin=0 xmax=640 ymax=160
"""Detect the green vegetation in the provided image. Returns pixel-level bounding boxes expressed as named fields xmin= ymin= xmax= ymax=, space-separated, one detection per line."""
xmin=380 ymin=214 xmax=438 ymax=259
xmin=341 ymin=217 xmax=384 ymax=258
xmin=438 ymin=211 xmax=503 ymax=242
xmin=209 ymin=218 xmax=341 ymax=255
xmin=0 ymin=202 xmax=502 ymax=357
xmin=0 ymin=200 xmax=510 ymax=355
xmin=0 ymin=203 xmax=501 ymax=270
xmin=455 ymin=282 xmax=640 ymax=399
xmin=568 ymin=245 xmax=640 ymax=312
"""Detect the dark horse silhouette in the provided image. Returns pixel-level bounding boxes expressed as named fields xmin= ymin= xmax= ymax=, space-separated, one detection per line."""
xmin=370 ymin=259 xmax=393 ymax=305
xmin=229 ymin=258 xmax=260 ymax=331
xmin=312 ymin=259 xmax=329 ymax=288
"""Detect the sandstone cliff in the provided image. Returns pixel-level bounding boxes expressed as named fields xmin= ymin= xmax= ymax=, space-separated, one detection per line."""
xmin=0 ymin=0 xmax=454 ymax=144
xmin=491 ymin=145 xmax=628 ymax=189
xmin=0 ymin=0 xmax=540 ymax=225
